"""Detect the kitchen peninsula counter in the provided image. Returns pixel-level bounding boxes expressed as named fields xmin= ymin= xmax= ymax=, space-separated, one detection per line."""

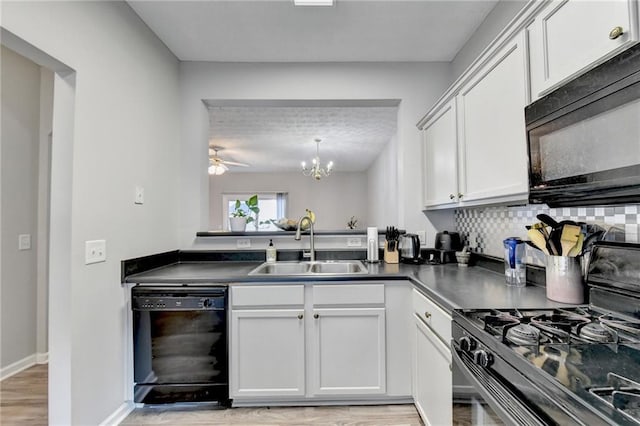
xmin=124 ymin=258 xmax=569 ymax=313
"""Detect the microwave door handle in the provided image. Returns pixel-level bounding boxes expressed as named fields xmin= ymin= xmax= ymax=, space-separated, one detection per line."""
xmin=451 ymin=341 xmax=547 ymax=426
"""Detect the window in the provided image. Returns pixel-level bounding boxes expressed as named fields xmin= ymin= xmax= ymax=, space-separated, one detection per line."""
xmin=222 ymin=192 xmax=288 ymax=231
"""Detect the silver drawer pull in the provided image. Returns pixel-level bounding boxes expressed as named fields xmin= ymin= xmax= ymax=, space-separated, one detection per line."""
xmin=424 ymin=311 xmax=432 ymax=319
xmin=298 ymin=314 xmax=303 ymax=320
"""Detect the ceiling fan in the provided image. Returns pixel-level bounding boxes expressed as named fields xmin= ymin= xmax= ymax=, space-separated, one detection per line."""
xmin=208 ymin=147 xmax=249 ymax=175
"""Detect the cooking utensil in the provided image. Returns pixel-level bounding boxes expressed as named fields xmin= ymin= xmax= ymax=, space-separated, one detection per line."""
xmin=560 ymin=224 xmax=582 ymax=256
xmin=537 ymin=214 xmax=560 ymax=229
xmin=527 ymin=229 xmax=549 ymax=255
xmin=531 ymin=222 xmax=557 ymax=255
xmin=568 ymin=233 xmax=584 ymax=257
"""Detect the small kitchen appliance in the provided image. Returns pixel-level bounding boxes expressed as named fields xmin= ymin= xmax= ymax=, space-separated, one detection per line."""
xmin=452 ymin=242 xmax=640 ymax=425
xmin=433 ymin=230 xmax=461 ymax=263
xmin=400 ymin=233 xmax=423 ymax=264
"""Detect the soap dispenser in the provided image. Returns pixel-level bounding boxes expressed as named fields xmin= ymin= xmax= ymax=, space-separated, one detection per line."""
xmin=266 ymin=239 xmax=277 ymax=263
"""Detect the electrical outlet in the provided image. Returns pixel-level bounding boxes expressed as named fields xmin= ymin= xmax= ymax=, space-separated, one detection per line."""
xmin=347 ymin=237 xmax=362 ymax=247
xmin=417 ymin=231 xmax=426 ymax=245
xmin=134 ymin=186 xmax=144 ymax=205
xmin=18 ymin=234 xmax=31 ymax=250
xmin=85 ymin=240 xmax=106 ymax=264
xmin=236 ymin=239 xmax=251 ymax=248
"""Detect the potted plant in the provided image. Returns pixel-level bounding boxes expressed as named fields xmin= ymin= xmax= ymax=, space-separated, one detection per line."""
xmin=229 ymin=195 xmax=260 ymax=232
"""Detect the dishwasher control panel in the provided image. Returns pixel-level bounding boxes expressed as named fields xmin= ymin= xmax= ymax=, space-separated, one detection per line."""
xmin=133 ymin=295 xmax=225 ymax=311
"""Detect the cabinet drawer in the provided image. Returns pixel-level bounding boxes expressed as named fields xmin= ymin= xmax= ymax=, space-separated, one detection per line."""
xmin=231 ymin=285 xmax=304 ymax=308
xmin=412 ymin=289 xmax=451 ymax=342
xmin=313 ymin=284 xmax=385 ymax=306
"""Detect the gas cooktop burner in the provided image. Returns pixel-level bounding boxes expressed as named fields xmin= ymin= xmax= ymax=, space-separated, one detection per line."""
xmin=579 ymin=322 xmax=618 ymax=343
xmin=506 ymin=324 xmax=540 ymax=345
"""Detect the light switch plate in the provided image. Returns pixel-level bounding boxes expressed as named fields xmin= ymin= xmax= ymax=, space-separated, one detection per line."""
xmin=236 ymin=239 xmax=251 ymax=248
xmin=347 ymin=237 xmax=362 ymax=247
xmin=85 ymin=240 xmax=106 ymax=264
xmin=417 ymin=231 xmax=426 ymax=245
xmin=18 ymin=234 xmax=31 ymax=250
xmin=134 ymin=186 xmax=144 ymax=205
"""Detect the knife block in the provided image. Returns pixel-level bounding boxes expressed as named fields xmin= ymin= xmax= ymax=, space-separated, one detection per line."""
xmin=384 ymin=241 xmax=399 ymax=264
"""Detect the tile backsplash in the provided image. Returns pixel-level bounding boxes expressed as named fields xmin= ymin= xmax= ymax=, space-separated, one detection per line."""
xmin=455 ymin=204 xmax=640 ymax=266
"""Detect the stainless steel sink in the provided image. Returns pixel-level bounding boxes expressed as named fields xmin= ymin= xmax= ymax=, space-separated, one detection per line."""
xmin=309 ymin=262 xmax=366 ymax=274
xmin=248 ymin=260 xmax=368 ymax=276
xmin=249 ymin=262 xmax=311 ymax=275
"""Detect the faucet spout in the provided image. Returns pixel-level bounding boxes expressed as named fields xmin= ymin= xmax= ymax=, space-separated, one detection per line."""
xmin=295 ymin=215 xmax=315 ymax=261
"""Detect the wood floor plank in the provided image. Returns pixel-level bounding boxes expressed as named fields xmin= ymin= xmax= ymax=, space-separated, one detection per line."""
xmin=0 ymin=364 xmax=48 ymax=426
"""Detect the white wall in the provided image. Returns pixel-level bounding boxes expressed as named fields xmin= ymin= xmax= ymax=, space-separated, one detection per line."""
xmin=1 ymin=2 xmax=181 ymax=424
xmin=451 ymin=0 xmax=528 ymax=80
xmin=367 ymin=134 xmax=398 ymax=228
xmin=0 ymin=46 xmax=41 ymax=372
xmin=209 ymin=172 xmax=368 ymax=231
xmin=180 ymin=62 xmax=453 ymax=248
xmin=36 ymin=67 xmax=53 ymax=362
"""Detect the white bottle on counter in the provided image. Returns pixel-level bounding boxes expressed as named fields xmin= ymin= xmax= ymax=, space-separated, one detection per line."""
xmin=266 ymin=239 xmax=277 ymax=263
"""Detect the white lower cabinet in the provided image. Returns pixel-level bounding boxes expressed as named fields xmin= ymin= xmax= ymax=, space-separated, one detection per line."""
xmin=230 ymin=309 xmax=305 ymax=397
xmin=311 ymin=307 xmax=386 ymax=395
xmin=229 ymin=282 xmax=409 ymax=404
xmin=412 ymin=289 xmax=453 ymax=425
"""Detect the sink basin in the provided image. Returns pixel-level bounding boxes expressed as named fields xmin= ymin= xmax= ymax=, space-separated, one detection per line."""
xmin=249 ymin=262 xmax=311 ymax=275
xmin=309 ymin=262 xmax=366 ymax=274
xmin=248 ymin=261 xmax=368 ymax=276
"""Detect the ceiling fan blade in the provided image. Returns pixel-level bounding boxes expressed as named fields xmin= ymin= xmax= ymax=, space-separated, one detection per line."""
xmin=220 ymin=160 xmax=250 ymax=167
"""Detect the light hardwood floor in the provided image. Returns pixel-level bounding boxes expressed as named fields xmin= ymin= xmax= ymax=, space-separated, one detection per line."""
xmin=1 ymin=365 xmax=422 ymax=425
xmin=123 ymin=404 xmax=424 ymax=425
xmin=0 ymin=364 xmax=48 ymax=426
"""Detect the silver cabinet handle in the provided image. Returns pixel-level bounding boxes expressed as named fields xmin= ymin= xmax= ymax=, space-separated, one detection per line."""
xmin=313 ymin=313 xmax=319 ymax=319
xmin=609 ymin=26 xmax=624 ymax=40
xmin=298 ymin=314 xmax=303 ymax=320
xmin=424 ymin=311 xmax=432 ymax=319
xmin=449 ymin=194 xmax=455 ymax=200
xmin=458 ymin=193 xmax=464 ymax=199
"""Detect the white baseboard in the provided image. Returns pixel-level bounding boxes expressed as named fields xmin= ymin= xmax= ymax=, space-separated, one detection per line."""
xmin=99 ymin=401 xmax=135 ymax=426
xmin=0 ymin=354 xmax=37 ymax=381
xmin=36 ymin=352 xmax=49 ymax=364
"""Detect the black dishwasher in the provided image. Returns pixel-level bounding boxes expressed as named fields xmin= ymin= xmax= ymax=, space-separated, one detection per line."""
xmin=132 ymin=286 xmax=228 ymax=405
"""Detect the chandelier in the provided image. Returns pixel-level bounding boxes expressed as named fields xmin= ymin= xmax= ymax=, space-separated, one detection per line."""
xmin=301 ymin=138 xmax=334 ymax=180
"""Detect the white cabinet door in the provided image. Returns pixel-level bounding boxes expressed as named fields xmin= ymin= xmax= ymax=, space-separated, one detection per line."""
xmin=311 ymin=308 xmax=386 ymax=396
xmin=457 ymin=32 xmax=529 ymax=204
xmin=230 ymin=309 xmax=305 ymax=397
xmin=529 ymin=0 xmax=638 ymax=99
xmin=423 ymin=98 xmax=459 ymax=208
xmin=413 ymin=316 xmax=452 ymax=426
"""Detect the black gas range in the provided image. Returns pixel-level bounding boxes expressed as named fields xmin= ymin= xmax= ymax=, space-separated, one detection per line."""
xmin=452 ymin=242 xmax=640 ymax=426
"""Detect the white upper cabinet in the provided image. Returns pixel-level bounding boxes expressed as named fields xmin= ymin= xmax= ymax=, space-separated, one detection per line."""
xmin=529 ymin=0 xmax=639 ymax=99
xmin=457 ymin=32 xmax=529 ymax=204
xmin=422 ymin=99 xmax=459 ymax=208
xmin=421 ymin=31 xmax=529 ymax=209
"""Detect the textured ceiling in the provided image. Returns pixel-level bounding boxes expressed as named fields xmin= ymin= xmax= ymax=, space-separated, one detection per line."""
xmin=206 ymin=101 xmax=399 ymax=172
xmin=127 ymin=0 xmax=498 ymax=62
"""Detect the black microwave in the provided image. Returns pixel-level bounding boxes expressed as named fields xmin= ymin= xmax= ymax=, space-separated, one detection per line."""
xmin=525 ymin=43 xmax=640 ymax=207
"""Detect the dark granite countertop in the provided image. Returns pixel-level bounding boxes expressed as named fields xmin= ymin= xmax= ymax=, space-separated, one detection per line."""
xmin=124 ymin=261 xmax=571 ymax=313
